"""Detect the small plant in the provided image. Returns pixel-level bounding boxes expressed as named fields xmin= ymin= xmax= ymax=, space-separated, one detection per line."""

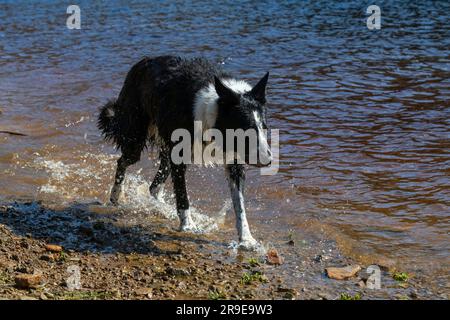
xmin=247 ymin=257 xmax=260 ymax=267
xmin=392 ymin=272 xmax=409 ymax=282
xmin=241 ymin=272 xmax=253 ymax=285
xmin=287 ymin=230 xmax=295 ymax=245
xmin=287 ymin=230 xmax=294 ymax=240
xmin=58 ymin=251 xmax=67 ymax=262
xmin=241 ymin=271 xmax=268 ymax=285
xmin=340 ymin=293 xmax=361 ymax=300
xmin=208 ymin=289 xmax=226 ymax=300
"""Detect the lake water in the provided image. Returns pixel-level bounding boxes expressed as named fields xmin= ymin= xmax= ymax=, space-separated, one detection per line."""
xmin=0 ymin=0 xmax=449 ymax=289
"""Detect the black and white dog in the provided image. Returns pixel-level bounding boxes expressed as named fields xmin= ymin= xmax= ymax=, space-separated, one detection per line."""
xmin=98 ymin=56 xmax=271 ymax=249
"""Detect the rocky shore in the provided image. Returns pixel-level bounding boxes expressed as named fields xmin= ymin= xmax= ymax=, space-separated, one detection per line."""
xmin=0 ymin=201 xmax=447 ymax=300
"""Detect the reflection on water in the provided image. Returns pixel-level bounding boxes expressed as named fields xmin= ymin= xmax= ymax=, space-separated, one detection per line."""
xmin=0 ymin=1 xmax=449 ymax=287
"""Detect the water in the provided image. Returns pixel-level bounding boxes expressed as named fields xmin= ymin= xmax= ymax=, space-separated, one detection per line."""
xmin=0 ymin=0 xmax=449 ymax=288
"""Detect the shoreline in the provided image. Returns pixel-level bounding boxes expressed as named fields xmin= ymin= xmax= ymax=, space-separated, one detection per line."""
xmin=0 ymin=200 xmax=447 ymax=300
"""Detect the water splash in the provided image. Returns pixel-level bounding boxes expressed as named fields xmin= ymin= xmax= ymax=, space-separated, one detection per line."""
xmin=32 ymin=152 xmax=222 ymax=233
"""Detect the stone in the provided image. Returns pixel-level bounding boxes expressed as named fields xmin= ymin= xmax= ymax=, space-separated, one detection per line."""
xmin=317 ymin=292 xmax=334 ymax=300
xmin=266 ymin=249 xmax=283 ymax=265
xmin=313 ymin=254 xmax=323 ymax=263
xmin=325 ymin=265 xmax=361 ymax=280
xmin=19 ymin=296 xmax=38 ymax=300
xmin=277 ymin=287 xmax=298 ymax=299
xmin=45 ymin=244 xmax=63 ymax=253
xmin=166 ymin=267 xmax=190 ymax=277
xmin=40 ymin=254 xmax=56 ymax=262
xmin=14 ymin=274 xmax=43 ymax=289
xmin=135 ymin=287 xmax=153 ymax=298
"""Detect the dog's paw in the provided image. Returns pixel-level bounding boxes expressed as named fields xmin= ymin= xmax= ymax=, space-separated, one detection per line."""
xmin=150 ymin=187 xmax=166 ymax=204
xmin=110 ymin=186 xmax=121 ymax=206
xmin=238 ymin=237 xmax=261 ymax=251
xmin=150 ymin=193 xmax=165 ymax=204
xmin=178 ymin=221 xmax=198 ymax=233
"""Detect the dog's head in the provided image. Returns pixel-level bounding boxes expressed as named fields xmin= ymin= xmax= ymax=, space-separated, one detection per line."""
xmin=214 ymin=73 xmax=272 ymax=167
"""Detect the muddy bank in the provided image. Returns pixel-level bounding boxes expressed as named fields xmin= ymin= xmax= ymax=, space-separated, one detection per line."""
xmin=0 ymin=200 xmax=447 ymax=300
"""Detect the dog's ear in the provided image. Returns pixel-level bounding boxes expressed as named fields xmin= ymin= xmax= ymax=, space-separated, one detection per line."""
xmin=249 ymin=72 xmax=269 ymax=103
xmin=214 ymin=76 xmax=239 ymax=104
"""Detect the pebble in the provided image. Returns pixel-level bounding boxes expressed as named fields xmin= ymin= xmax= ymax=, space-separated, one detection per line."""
xmin=135 ymin=287 xmax=153 ymax=298
xmin=266 ymin=248 xmax=283 ymax=265
xmin=325 ymin=265 xmax=361 ymax=280
xmin=14 ymin=274 xmax=43 ymax=289
xmin=277 ymin=287 xmax=299 ymax=299
xmin=166 ymin=266 xmax=190 ymax=277
xmin=45 ymin=244 xmax=63 ymax=253
xmin=40 ymin=254 xmax=55 ymax=262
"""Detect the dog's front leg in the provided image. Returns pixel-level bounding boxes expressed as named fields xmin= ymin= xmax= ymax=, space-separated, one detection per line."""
xmin=171 ymin=162 xmax=196 ymax=232
xmin=226 ymin=164 xmax=258 ymax=249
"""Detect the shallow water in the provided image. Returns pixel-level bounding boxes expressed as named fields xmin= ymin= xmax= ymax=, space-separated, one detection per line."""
xmin=0 ymin=0 xmax=449 ymax=288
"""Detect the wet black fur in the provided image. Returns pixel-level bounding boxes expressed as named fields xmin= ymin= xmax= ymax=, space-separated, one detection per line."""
xmin=98 ymin=56 xmax=229 ymax=152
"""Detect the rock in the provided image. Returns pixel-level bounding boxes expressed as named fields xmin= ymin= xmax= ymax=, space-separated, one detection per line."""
xmin=317 ymin=292 xmax=334 ymax=300
xmin=325 ymin=265 xmax=361 ymax=280
xmin=166 ymin=267 xmax=190 ymax=277
xmin=313 ymin=255 xmax=323 ymax=263
xmin=68 ymin=257 xmax=81 ymax=263
xmin=277 ymin=287 xmax=298 ymax=299
xmin=111 ymin=289 xmax=122 ymax=299
xmin=266 ymin=249 xmax=283 ymax=265
xmin=20 ymin=240 xmax=29 ymax=249
xmin=135 ymin=287 xmax=153 ymax=298
xmin=45 ymin=244 xmax=63 ymax=253
xmin=19 ymin=296 xmax=38 ymax=300
xmin=40 ymin=254 xmax=55 ymax=262
xmin=0 ymin=260 xmax=15 ymax=272
xmin=14 ymin=274 xmax=43 ymax=289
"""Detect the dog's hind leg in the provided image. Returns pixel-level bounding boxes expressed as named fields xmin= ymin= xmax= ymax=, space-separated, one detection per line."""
xmin=149 ymin=146 xmax=171 ymax=202
xmin=110 ymin=147 xmax=141 ymax=205
xmin=171 ymin=162 xmax=196 ymax=232
xmin=226 ymin=164 xmax=258 ymax=249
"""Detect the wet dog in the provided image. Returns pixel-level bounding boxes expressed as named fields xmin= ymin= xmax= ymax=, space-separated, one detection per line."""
xmin=98 ymin=56 xmax=271 ymax=249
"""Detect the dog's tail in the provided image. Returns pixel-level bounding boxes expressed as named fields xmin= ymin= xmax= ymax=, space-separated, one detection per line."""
xmin=97 ymin=100 xmax=123 ymax=148
xmin=98 ymin=97 xmax=152 ymax=152
xmin=98 ymin=58 xmax=156 ymax=152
